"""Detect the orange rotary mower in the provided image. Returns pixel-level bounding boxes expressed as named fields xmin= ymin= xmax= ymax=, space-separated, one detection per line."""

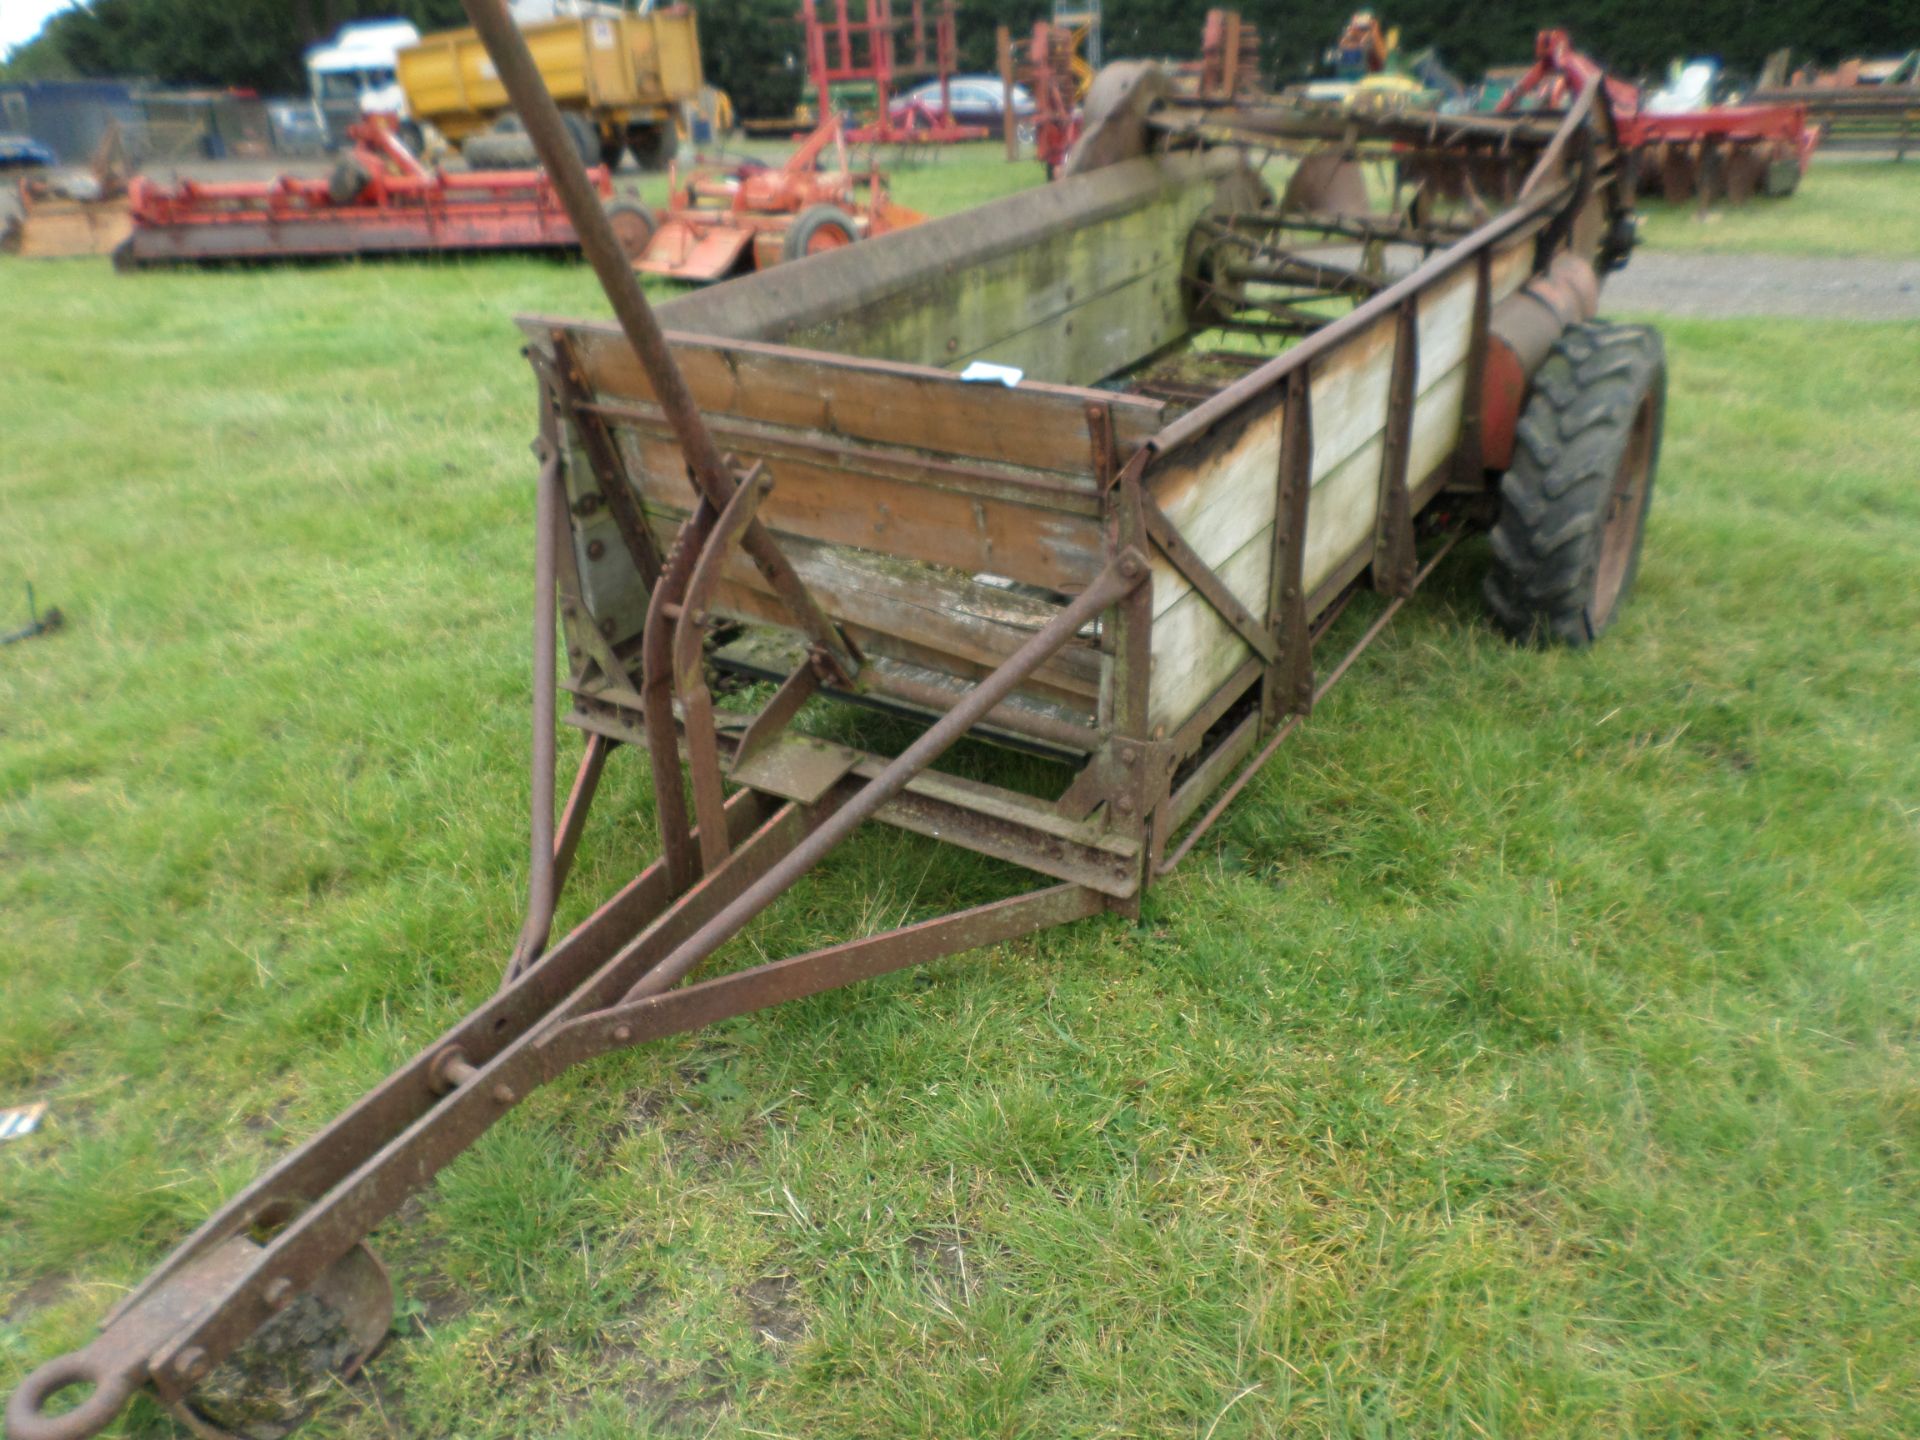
xmin=630 ymin=116 xmax=923 ymax=281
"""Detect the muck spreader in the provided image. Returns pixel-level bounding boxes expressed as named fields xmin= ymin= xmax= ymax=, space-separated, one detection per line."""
xmin=8 ymin=2 xmax=1669 ymax=1435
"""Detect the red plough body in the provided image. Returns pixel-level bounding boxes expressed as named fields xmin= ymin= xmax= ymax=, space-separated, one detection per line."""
xmin=1499 ymin=30 xmax=1819 ymax=204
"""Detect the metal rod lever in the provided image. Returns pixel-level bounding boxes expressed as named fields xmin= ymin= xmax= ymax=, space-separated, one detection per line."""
xmin=618 ymin=549 xmax=1150 ymax=1006
xmin=456 ymin=0 xmax=859 ymax=684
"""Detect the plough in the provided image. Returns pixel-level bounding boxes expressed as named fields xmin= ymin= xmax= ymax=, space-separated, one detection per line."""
xmin=1498 ymin=30 xmax=1819 ymax=205
xmin=114 ymin=118 xmax=643 ymax=269
xmin=7 ymin=1 xmax=1669 ymax=1436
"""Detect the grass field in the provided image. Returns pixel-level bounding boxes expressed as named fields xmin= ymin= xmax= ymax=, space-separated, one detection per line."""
xmin=4 ymin=151 xmax=1920 ymax=1439
xmin=1632 ymin=154 xmax=1920 ymax=256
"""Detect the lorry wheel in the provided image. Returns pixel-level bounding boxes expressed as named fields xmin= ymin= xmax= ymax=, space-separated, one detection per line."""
xmin=559 ymin=110 xmax=598 ymax=165
xmin=396 ymin=119 xmax=425 ymax=158
xmin=463 ymin=116 xmax=537 ymax=170
xmin=1484 ymin=321 xmax=1666 ymax=647
xmin=626 ymin=124 xmax=678 ymax=171
xmin=783 ymin=203 xmax=858 ymax=260
xmin=600 ymin=134 xmax=627 ymax=170
xmin=1762 ymin=157 xmax=1802 ymax=198
xmin=607 ymin=201 xmax=657 ymax=262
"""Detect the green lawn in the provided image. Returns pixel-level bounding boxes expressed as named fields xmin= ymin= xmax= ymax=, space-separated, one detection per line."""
xmin=1633 ymin=155 xmax=1920 ymax=257
xmin=618 ymin=137 xmax=1045 ymax=218
xmin=4 ymin=154 xmax=1920 ymax=1440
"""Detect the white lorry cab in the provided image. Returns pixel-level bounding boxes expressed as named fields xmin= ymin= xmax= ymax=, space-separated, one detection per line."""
xmin=305 ymin=19 xmax=422 ymax=145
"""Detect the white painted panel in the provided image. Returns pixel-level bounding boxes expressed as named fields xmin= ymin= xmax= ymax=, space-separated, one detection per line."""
xmin=1149 ymin=402 xmax=1282 ymax=619
xmin=1149 ymin=358 xmax=1472 ymax=729
xmin=1148 ymin=525 xmax=1276 ymax=729
xmin=1303 ymin=432 xmax=1387 ymax=594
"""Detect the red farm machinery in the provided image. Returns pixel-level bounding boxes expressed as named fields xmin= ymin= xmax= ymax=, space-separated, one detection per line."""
xmin=631 ymin=116 xmax=924 ymax=281
xmin=1499 ymin=29 xmax=1819 ymax=205
xmin=114 ymin=118 xmax=648 ymax=269
xmin=802 ymin=0 xmax=987 ymax=145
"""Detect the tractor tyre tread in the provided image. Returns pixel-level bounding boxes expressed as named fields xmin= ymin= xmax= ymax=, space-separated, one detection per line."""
xmin=1483 ymin=321 xmax=1666 ymax=648
xmin=559 ymin=110 xmax=598 ymax=166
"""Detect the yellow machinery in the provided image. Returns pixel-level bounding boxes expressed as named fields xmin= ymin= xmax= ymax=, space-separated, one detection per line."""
xmin=399 ymin=8 xmax=703 ymax=169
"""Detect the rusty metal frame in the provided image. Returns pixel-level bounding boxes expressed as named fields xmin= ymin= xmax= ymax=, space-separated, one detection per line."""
xmin=6 ymin=12 xmax=1637 ymax=1435
xmin=6 ymin=553 xmax=1149 ymax=1440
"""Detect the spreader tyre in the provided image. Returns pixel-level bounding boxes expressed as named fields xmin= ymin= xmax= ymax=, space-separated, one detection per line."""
xmin=606 ymin=201 xmax=657 ymax=262
xmin=783 ymin=203 xmax=858 ymax=261
xmin=1484 ymin=320 xmax=1666 ymax=647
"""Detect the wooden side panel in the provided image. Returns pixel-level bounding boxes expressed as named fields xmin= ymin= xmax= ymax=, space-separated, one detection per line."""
xmin=646 ymin=149 xmax=1261 ymax=383
xmin=610 ymin=426 xmax=1108 ymax=593
xmin=641 ymin=509 xmax=1105 ymax=709
xmin=525 ymin=323 xmax=1161 ymax=649
xmin=800 ymin=199 xmax=1199 ymax=384
xmin=1143 ymin=238 xmax=1535 ymax=731
xmin=531 ymin=323 xmax=1163 ymax=477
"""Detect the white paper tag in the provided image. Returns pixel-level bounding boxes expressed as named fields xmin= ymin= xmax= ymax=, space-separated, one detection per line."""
xmin=959 ymin=361 xmax=1023 ymax=387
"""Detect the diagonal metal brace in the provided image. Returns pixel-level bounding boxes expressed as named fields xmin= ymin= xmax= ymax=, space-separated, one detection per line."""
xmin=1142 ymin=496 xmax=1278 ymax=664
xmin=547 ymin=330 xmax=664 ymax=591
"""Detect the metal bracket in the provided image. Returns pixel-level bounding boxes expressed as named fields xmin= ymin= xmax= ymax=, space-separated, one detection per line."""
xmin=1372 ymin=301 xmax=1418 ymax=597
xmin=673 ymin=461 xmax=772 ymax=871
xmin=1263 ymin=369 xmax=1314 ymax=723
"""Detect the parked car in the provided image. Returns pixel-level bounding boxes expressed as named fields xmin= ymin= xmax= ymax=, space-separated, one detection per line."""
xmin=0 ymin=135 xmax=56 ymax=172
xmin=887 ymin=76 xmax=1035 ymax=139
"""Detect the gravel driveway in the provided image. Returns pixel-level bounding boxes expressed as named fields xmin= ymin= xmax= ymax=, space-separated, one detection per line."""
xmin=1605 ymin=252 xmax=1920 ymax=321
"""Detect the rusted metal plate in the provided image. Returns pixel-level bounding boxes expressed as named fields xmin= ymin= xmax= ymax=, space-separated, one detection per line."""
xmin=729 ymin=733 xmax=861 ymax=804
xmin=634 ymin=220 xmax=753 ymax=281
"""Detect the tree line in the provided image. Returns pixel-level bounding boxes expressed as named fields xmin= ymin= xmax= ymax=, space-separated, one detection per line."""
xmin=4 ymin=0 xmax=1912 ymax=119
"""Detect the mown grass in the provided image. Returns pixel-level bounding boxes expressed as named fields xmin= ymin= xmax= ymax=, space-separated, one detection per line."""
xmin=619 ymin=136 xmax=1045 ymax=218
xmin=3 ymin=153 xmax=1920 ymax=1439
xmin=1633 ymin=155 xmax=1920 ymax=256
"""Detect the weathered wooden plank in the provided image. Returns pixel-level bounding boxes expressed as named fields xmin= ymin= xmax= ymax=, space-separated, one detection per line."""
xmin=611 ymin=426 xmax=1108 ymax=593
xmin=643 ymin=150 xmax=1255 ymax=387
xmin=948 ymin=261 xmax=1192 ymax=392
xmin=641 ymin=510 xmax=1106 ymax=700
xmin=1144 ymin=496 xmax=1277 ymax=663
xmin=1146 ymin=524 xmax=1274 ymax=729
xmin=522 ymin=320 xmax=1164 ymax=479
xmin=1137 ymin=235 xmax=1534 ymax=731
xmin=645 ymin=149 xmax=1251 ymax=350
